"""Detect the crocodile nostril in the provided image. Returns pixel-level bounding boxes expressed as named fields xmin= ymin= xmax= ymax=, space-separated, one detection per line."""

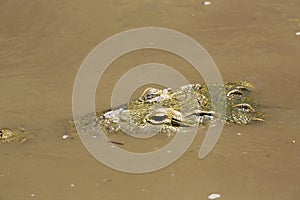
xmin=140 ymin=87 xmax=162 ymax=102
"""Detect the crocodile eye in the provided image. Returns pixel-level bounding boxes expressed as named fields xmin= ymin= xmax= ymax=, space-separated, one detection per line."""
xmin=145 ymin=108 xmax=170 ymax=125
xmin=226 ymin=89 xmax=244 ymax=97
xmin=233 ymin=103 xmax=256 ymax=113
xmin=147 ymin=115 xmax=168 ymax=125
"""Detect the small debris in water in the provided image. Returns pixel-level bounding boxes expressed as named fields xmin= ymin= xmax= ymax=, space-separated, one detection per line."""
xmin=18 ymin=127 xmax=26 ymax=132
xmin=202 ymin=1 xmax=211 ymax=5
xmin=292 ymin=140 xmax=296 ymax=144
xmin=171 ymin=173 xmax=175 ymax=177
xmin=19 ymin=137 xmax=27 ymax=143
xmin=208 ymin=193 xmax=221 ymax=199
xmin=142 ymin=188 xmax=149 ymax=192
xmin=62 ymin=135 xmax=69 ymax=140
xmin=167 ymin=150 xmax=171 ymax=153
xmin=70 ymin=184 xmax=75 ymax=187
xmin=296 ymin=32 xmax=300 ymax=36
xmin=102 ymin=178 xmax=111 ymax=182
xmin=108 ymin=140 xmax=124 ymax=145
xmin=237 ymin=132 xmax=242 ymax=136
xmin=30 ymin=194 xmax=35 ymax=197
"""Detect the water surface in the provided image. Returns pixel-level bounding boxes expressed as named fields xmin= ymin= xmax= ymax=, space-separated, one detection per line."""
xmin=1 ymin=0 xmax=300 ymax=199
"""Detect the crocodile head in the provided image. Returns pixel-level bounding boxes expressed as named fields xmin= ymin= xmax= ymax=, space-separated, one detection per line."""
xmin=94 ymin=81 xmax=264 ymax=134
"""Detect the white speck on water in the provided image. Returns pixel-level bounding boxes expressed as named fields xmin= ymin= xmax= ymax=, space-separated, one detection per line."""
xmin=30 ymin=194 xmax=35 ymax=197
xmin=110 ymin=144 xmax=116 ymax=148
xmin=167 ymin=150 xmax=171 ymax=153
xmin=237 ymin=132 xmax=242 ymax=136
xmin=70 ymin=184 xmax=75 ymax=187
xmin=292 ymin=140 xmax=296 ymax=144
xmin=208 ymin=193 xmax=221 ymax=199
xmin=202 ymin=1 xmax=211 ymax=5
xmin=296 ymin=32 xmax=300 ymax=36
xmin=171 ymin=173 xmax=175 ymax=177
xmin=62 ymin=135 xmax=69 ymax=140
xmin=92 ymin=135 xmax=97 ymax=139
xmin=142 ymin=188 xmax=149 ymax=192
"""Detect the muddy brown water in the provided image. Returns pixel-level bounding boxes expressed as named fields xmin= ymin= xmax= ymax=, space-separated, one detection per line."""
xmin=1 ymin=0 xmax=300 ymax=200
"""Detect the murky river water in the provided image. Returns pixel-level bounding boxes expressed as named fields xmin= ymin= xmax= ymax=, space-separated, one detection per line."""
xmin=1 ymin=0 xmax=300 ymax=199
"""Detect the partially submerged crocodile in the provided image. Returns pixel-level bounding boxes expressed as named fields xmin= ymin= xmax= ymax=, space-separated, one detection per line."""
xmin=68 ymin=81 xmax=264 ymax=138
xmin=1 ymin=81 xmax=264 ymax=143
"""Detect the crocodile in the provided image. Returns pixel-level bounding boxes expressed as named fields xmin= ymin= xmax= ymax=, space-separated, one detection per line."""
xmin=66 ymin=81 xmax=264 ymax=138
xmin=1 ymin=81 xmax=264 ymax=143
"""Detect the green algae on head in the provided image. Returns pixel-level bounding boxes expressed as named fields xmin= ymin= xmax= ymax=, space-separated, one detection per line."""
xmin=70 ymin=81 xmax=264 ymax=136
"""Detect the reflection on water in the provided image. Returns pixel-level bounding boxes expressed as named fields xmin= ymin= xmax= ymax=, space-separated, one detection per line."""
xmin=1 ymin=0 xmax=300 ymax=199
